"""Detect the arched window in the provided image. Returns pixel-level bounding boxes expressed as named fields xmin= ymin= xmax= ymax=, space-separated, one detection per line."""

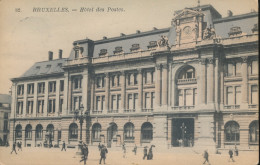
xmin=15 ymin=125 xmax=22 ymax=139
xmin=46 ymin=124 xmax=54 ymax=140
xmin=69 ymin=123 xmax=78 ymax=140
xmin=92 ymin=123 xmax=101 ymax=141
xmin=178 ymin=66 xmax=196 ymax=79
xmin=141 ymin=122 xmax=153 ymax=141
xmin=124 ymin=122 xmax=134 ymax=140
xmin=249 ymin=121 xmax=259 ymax=143
xmin=36 ymin=124 xmax=43 ymax=139
xmin=25 ymin=124 xmax=32 ymax=139
xmin=225 ymin=121 xmax=240 ymax=143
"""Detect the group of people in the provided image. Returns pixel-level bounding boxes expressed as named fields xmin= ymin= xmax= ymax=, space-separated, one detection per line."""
xmin=10 ymin=141 xmax=22 ymax=154
xmin=98 ymin=143 xmax=108 ymax=165
xmin=203 ymin=147 xmax=239 ymax=164
xmin=143 ymin=145 xmax=155 ymax=160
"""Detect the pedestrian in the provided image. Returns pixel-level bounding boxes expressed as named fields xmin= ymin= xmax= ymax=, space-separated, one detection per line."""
xmin=80 ymin=143 xmax=89 ymax=165
xmin=143 ymin=146 xmax=148 ymax=160
xmin=234 ymin=146 xmax=239 ymax=156
xmin=61 ymin=141 xmax=66 ymax=151
xmin=147 ymin=145 xmax=154 ymax=160
xmin=132 ymin=144 xmax=137 ymax=155
xmin=203 ymin=150 xmax=210 ymax=165
xmin=17 ymin=142 xmax=22 ymax=151
xmin=10 ymin=142 xmax=17 ymax=154
xmin=123 ymin=144 xmax=126 ymax=158
xmin=228 ymin=149 xmax=235 ymax=162
xmin=99 ymin=145 xmax=108 ymax=165
xmin=98 ymin=143 xmax=102 ymax=151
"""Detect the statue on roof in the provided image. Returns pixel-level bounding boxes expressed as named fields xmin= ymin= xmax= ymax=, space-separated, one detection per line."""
xmin=157 ymin=35 xmax=169 ymax=48
xmin=203 ymin=25 xmax=216 ymax=40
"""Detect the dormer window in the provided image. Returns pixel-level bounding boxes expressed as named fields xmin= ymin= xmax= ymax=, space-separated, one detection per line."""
xmin=113 ymin=46 xmax=123 ymax=54
xmin=147 ymin=41 xmax=157 ymax=49
xmin=73 ymin=44 xmax=84 ymax=59
xmin=130 ymin=44 xmax=140 ymax=52
xmin=99 ymin=49 xmax=107 ymax=56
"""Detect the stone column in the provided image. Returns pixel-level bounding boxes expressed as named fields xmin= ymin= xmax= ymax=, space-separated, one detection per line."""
xmin=23 ymin=83 xmax=28 ymax=117
xmin=241 ymin=57 xmax=248 ymax=108
xmin=11 ymin=83 xmax=17 ymax=120
xmin=153 ymin=115 xmax=168 ymax=149
xmin=198 ymin=59 xmax=206 ymax=105
xmin=43 ymin=81 xmax=49 ymax=116
xmin=63 ymin=73 xmax=69 ymax=115
xmin=137 ymin=69 xmax=143 ymax=112
xmin=105 ymin=73 xmax=110 ymax=113
xmin=155 ymin=64 xmax=162 ymax=108
xmin=55 ymin=80 xmax=60 ymax=117
xmin=82 ymin=69 xmax=89 ymax=111
xmin=161 ymin=63 xmax=168 ymax=106
xmin=90 ymin=74 xmax=95 ymax=112
xmin=207 ymin=58 xmax=214 ymax=104
xmin=33 ymin=82 xmax=38 ymax=117
xmin=220 ymin=61 xmax=224 ymax=109
xmin=215 ymin=58 xmax=219 ymax=110
xmin=120 ymin=71 xmax=126 ymax=113
xmin=68 ymin=77 xmax=72 ymax=113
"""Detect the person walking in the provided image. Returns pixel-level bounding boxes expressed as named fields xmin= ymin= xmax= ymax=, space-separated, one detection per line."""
xmin=132 ymin=144 xmax=137 ymax=155
xmin=143 ymin=146 xmax=148 ymax=160
xmin=228 ymin=149 xmax=235 ymax=162
xmin=99 ymin=145 xmax=108 ymax=164
xmin=234 ymin=146 xmax=239 ymax=156
xmin=61 ymin=141 xmax=66 ymax=151
xmin=10 ymin=142 xmax=17 ymax=154
xmin=147 ymin=145 xmax=154 ymax=160
xmin=203 ymin=150 xmax=210 ymax=165
xmin=80 ymin=143 xmax=89 ymax=165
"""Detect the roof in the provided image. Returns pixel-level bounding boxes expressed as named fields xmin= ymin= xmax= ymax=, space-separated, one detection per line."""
xmin=20 ymin=58 xmax=67 ymax=78
xmin=0 ymin=94 xmax=11 ymax=104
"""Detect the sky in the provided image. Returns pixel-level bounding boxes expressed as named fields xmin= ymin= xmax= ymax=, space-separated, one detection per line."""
xmin=0 ymin=0 xmax=258 ymax=94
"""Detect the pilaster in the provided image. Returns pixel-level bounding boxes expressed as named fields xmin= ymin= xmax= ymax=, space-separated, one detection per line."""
xmin=55 ymin=80 xmax=60 ymax=116
xmin=198 ymin=59 xmax=206 ymax=107
xmin=43 ymin=81 xmax=49 ymax=116
xmin=155 ymin=64 xmax=162 ymax=108
xmin=207 ymin=58 xmax=214 ymax=104
xmin=161 ymin=63 xmax=168 ymax=106
xmin=105 ymin=73 xmax=110 ymax=113
xmin=241 ymin=56 xmax=248 ymax=109
xmin=33 ymin=82 xmax=38 ymax=117
xmin=120 ymin=71 xmax=126 ymax=113
xmin=137 ymin=69 xmax=143 ymax=112
xmin=23 ymin=83 xmax=28 ymax=117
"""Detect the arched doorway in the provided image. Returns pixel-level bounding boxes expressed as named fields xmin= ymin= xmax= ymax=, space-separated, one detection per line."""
xmin=25 ymin=124 xmax=32 ymax=147
xmin=107 ymin=123 xmax=118 ymax=147
xmin=15 ymin=124 xmax=22 ymax=141
xmin=224 ymin=121 xmax=240 ymax=145
xmin=45 ymin=124 xmax=54 ymax=147
xmin=249 ymin=120 xmax=259 ymax=146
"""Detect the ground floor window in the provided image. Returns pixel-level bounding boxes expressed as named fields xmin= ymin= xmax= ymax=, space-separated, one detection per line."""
xmin=69 ymin=123 xmax=78 ymax=140
xmin=25 ymin=124 xmax=32 ymax=139
xmin=124 ymin=122 xmax=134 ymax=140
xmin=36 ymin=124 xmax=43 ymax=139
xmin=92 ymin=123 xmax=101 ymax=141
xmin=141 ymin=122 xmax=153 ymax=141
xmin=225 ymin=121 xmax=240 ymax=143
xmin=15 ymin=125 xmax=22 ymax=139
xmin=249 ymin=120 xmax=259 ymax=143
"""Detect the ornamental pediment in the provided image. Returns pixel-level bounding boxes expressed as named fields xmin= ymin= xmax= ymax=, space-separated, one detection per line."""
xmin=173 ymin=8 xmax=203 ymax=21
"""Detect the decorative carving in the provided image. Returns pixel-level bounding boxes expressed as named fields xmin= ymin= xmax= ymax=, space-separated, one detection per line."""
xmin=175 ymin=26 xmax=181 ymax=44
xmin=130 ymin=44 xmax=140 ymax=52
xmin=155 ymin=64 xmax=162 ymax=70
xmin=113 ymin=46 xmax=123 ymax=54
xmin=157 ymin=35 xmax=169 ymax=48
xmin=207 ymin=58 xmax=214 ymax=64
xmin=99 ymin=49 xmax=108 ymax=56
xmin=200 ymin=58 xmax=207 ymax=65
xmin=137 ymin=68 xmax=143 ymax=74
xmin=161 ymin=63 xmax=168 ymax=69
xmin=192 ymin=23 xmax=199 ymax=39
xmin=203 ymin=25 xmax=216 ymax=40
xmin=252 ymin=23 xmax=258 ymax=33
xmin=105 ymin=72 xmax=110 ymax=77
xmin=228 ymin=26 xmax=242 ymax=37
xmin=241 ymin=56 xmax=248 ymax=63
xmin=147 ymin=41 xmax=158 ymax=49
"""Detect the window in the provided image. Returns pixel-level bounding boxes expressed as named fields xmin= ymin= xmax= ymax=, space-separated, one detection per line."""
xmin=49 ymin=81 xmax=56 ymax=93
xmin=17 ymin=85 xmax=24 ymax=95
xmin=235 ymin=62 xmax=241 ymax=76
xmin=111 ymin=94 xmax=121 ymax=110
xmin=17 ymin=101 xmax=23 ymax=114
xmin=128 ymin=73 xmax=138 ymax=85
xmin=251 ymin=60 xmax=258 ymax=75
xmin=178 ymin=67 xmax=195 ymax=79
xmin=96 ymin=96 xmax=105 ymax=111
xmin=141 ymin=122 xmax=153 ymax=141
xmin=111 ymin=75 xmax=116 ymax=87
xmin=59 ymin=99 xmax=63 ymax=113
xmin=249 ymin=121 xmax=259 ymax=143
xmin=117 ymin=75 xmax=121 ymax=86
xmin=193 ymin=88 xmax=197 ymax=105
xmin=185 ymin=89 xmax=193 ymax=106
xmin=37 ymin=100 xmax=44 ymax=114
xmin=226 ymin=87 xmax=234 ymax=105
xmin=60 ymin=80 xmax=64 ymax=92
xmin=27 ymin=101 xmax=34 ymax=114
xmin=75 ymin=50 xmax=79 ymax=59
xmin=48 ymin=99 xmax=56 ymax=113
xmin=96 ymin=76 xmax=105 ymax=88
xmin=178 ymin=90 xmax=184 ymax=106
xmin=25 ymin=125 xmax=32 ymax=139
xmin=225 ymin=121 xmax=240 ymax=143
xmin=73 ymin=77 xmax=82 ymax=90
xmin=251 ymin=85 xmax=258 ymax=104
xmin=4 ymin=112 xmax=8 ymax=119
xmin=227 ymin=62 xmax=242 ymax=77
xmin=144 ymin=93 xmax=151 ymax=109
xmin=128 ymin=94 xmax=133 ymax=109
xmin=177 ymin=88 xmax=197 ymax=106
xmin=27 ymin=83 xmax=34 ymax=95
xmin=134 ymin=73 xmax=138 ymax=85
xmin=46 ymin=124 xmax=54 ymax=140
xmin=73 ymin=96 xmax=82 ymax=111
xmin=15 ymin=125 xmax=22 ymax=139
xmin=151 ymin=92 xmax=155 ymax=108
xmin=124 ymin=122 xmax=134 ymax=140
xmin=227 ymin=63 xmax=234 ymax=76
xmin=92 ymin=123 xmax=101 ymax=140
xmin=235 ymin=87 xmax=241 ymax=105
xmin=3 ymin=120 xmax=8 ymax=131
xmin=36 ymin=125 xmax=43 ymax=139
xmin=69 ymin=123 xmax=78 ymax=140
xmin=58 ymin=131 xmax=62 ymax=140
xmin=38 ymin=82 xmax=45 ymax=94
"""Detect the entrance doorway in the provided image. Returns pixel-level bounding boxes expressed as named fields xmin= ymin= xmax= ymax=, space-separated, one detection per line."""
xmin=172 ymin=118 xmax=194 ymax=147
xmin=107 ymin=123 xmax=118 ymax=148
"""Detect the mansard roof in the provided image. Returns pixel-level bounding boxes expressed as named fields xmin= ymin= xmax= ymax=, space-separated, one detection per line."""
xmin=0 ymin=94 xmax=11 ymax=104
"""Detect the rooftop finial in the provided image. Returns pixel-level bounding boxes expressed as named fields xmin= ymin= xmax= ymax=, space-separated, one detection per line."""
xmin=197 ymin=0 xmax=200 ymax=7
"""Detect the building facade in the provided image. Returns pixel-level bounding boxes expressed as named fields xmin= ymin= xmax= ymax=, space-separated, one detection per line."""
xmin=0 ymin=94 xmax=11 ymax=146
xmin=10 ymin=5 xmax=258 ymax=151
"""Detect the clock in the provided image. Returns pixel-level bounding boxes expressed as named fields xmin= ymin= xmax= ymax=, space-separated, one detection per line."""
xmin=183 ymin=26 xmax=192 ymax=36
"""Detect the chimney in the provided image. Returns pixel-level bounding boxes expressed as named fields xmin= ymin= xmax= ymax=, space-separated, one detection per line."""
xmin=59 ymin=49 xmax=63 ymax=59
xmin=48 ymin=51 xmax=53 ymax=61
xmin=227 ymin=10 xmax=233 ymax=17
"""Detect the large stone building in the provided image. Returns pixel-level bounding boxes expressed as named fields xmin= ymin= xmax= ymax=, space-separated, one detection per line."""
xmin=10 ymin=4 xmax=258 ymax=151
xmin=0 ymin=94 xmax=11 ymax=146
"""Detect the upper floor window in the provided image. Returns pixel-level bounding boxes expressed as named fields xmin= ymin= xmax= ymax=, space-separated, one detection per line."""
xmin=96 ymin=95 xmax=105 ymax=111
xmin=226 ymin=86 xmax=241 ymax=105
xmin=144 ymin=71 xmax=154 ymax=84
xmin=27 ymin=83 xmax=34 ymax=95
xmin=144 ymin=92 xmax=155 ymax=109
xmin=178 ymin=66 xmax=196 ymax=79
xmin=73 ymin=77 xmax=82 ymax=90
xmin=37 ymin=100 xmax=44 ymax=114
xmin=111 ymin=75 xmax=121 ymax=87
xmin=49 ymin=81 xmax=56 ymax=93
xmin=38 ymin=82 xmax=45 ymax=94
xmin=177 ymin=88 xmax=197 ymax=106
xmin=48 ymin=99 xmax=55 ymax=113
xmin=96 ymin=76 xmax=105 ymax=88
xmin=4 ymin=112 xmax=8 ymax=119
xmin=250 ymin=60 xmax=258 ymax=75
xmin=60 ymin=80 xmax=64 ymax=92
xmin=17 ymin=101 xmax=23 ymax=115
xmin=226 ymin=62 xmax=242 ymax=77
xmin=59 ymin=98 xmax=63 ymax=113
xmin=27 ymin=100 xmax=34 ymax=114
xmin=128 ymin=93 xmax=138 ymax=110
xmin=17 ymin=85 xmax=24 ymax=95
xmin=111 ymin=94 xmax=121 ymax=110
xmin=128 ymin=73 xmax=138 ymax=86
xmin=73 ymin=96 xmax=82 ymax=111
xmin=251 ymin=85 xmax=258 ymax=104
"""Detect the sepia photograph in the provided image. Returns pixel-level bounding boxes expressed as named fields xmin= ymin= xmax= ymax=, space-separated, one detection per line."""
xmin=0 ymin=0 xmax=258 ymax=164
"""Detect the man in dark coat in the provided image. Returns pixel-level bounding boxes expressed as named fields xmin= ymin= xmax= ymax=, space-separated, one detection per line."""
xmin=203 ymin=150 xmax=210 ymax=164
xmin=10 ymin=142 xmax=17 ymax=154
xmin=99 ymin=145 xmax=108 ymax=164
xmin=61 ymin=141 xmax=66 ymax=151
xmin=80 ymin=143 xmax=89 ymax=165
xmin=143 ymin=146 xmax=148 ymax=160
xmin=132 ymin=144 xmax=137 ymax=155
xmin=228 ymin=149 xmax=235 ymax=162
xmin=147 ymin=145 xmax=154 ymax=160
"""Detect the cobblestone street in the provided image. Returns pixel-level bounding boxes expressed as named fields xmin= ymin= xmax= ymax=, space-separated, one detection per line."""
xmin=0 ymin=146 xmax=258 ymax=165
